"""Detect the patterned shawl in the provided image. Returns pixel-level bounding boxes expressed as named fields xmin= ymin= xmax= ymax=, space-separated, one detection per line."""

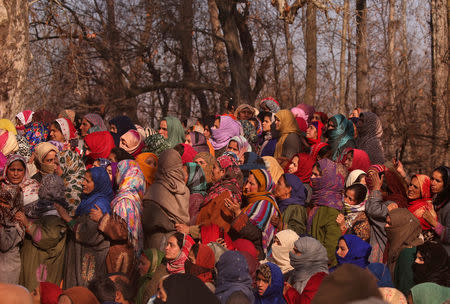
xmin=325 ymin=114 xmax=355 ymax=161
xmin=23 ymin=122 xmax=49 ymax=152
xmin=143 ymin=133 xmax=171 ymax=156
xmin=59 ymin=150 xmax=86 ymax=211
xmin=84 ymin=113 xmax=107 ymax=134
xmin=311 ymin=159 xmax=344 ymax=211
xmin=185 ymin=162 xmax=207 ymax=196
xmin=166 ymin=234 xmax=195 ymax=274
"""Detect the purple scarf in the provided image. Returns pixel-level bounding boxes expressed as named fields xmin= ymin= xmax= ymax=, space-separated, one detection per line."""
xmin=311 ymin=159 xmax=344 ymax=210
xmin=210 ymin=116 xmax=241 ymax=150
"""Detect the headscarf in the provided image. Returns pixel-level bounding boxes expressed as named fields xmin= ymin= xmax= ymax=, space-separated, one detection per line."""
xmin=379 ymin=287 xmax=407 ymax=304
xmin=75 ymin=167 xmax=113 ymax=216
xmin=254 ymin=263 xmax=285 ymax=304
xmin=109 ymin=115 xmax=136 ymax=147
xmin=336 ymin=235 xmax=371 ymax=269
xmin=314 ymin=112 xmax=329 ymax=124
xmin=342 ymin=148 xmax=371 ymax=173
xmin=16 ymin=111 xmax=34 ymax=127
xmin=367 ymin=165 xmax=409 ymax=208
xmin=54 ymin=118 xmax=77 ymax=141
xmin=385 ymin=208 xmax=423 ymax=278
xmin=135 ymin=153 xmax=158 ymax=186
xmin=58 ymin=109 xmax=76 ymax=123
xmin=215 ymin=251 xmax=255 ymax=304
xmin=290 ymin=236 xmax=329 ymax=294
xmin=310 ymin=142 xmax=329 ymax=161
xmin=268 ymin=229 xmax=298 ymax=274
xmin=345 ymin=169 xmax=366 ymax=187
xmin=143 ymin=133 xmax=171 ymax=156
xmin=166 ymin=233 xmax=194 ymax=274
xmin=185 ymin=162 xmax=207 ymax=196
xmin=210 ymin=116 xmax=242 ymax=150
xmin=261 ymin=156 xmax=283 ymax=184
xmin=144 ymin=149 xmax=190 ymax=224
xmin=83 ymin=113 xmax=107 ymax=134
xmin=161 ymin=273 xmax=220 ymax=304
xmin=413 ymin=241 xmax=450 ymax=286
xmin=185 ymin=243 xmax=216 ymax=283
xmin=3 ymin=155 xmax=39 ymax=206
xmin=84 ymin=131 xmax=115 ymax=160
xmin=60 ymin=286 xmax=100 ymax=304
xmin=193 ymin=152 xmax=216 ymax=184
xmin=228 ymin=135 xmax=252 ymax=160
xmin=0 ymin=130 xmax=18 ymax=156
xmin=367 ymin=263 xmax=394 ymax=288
xmin=311 ymin=158 xmax=344 ymax=211
xmin=112 ymin=160 xmax=146 ymax=254
xmin=291 ymin=107 xmax=309 ymax=122
xmin=162 ymin=116 xmax=185 ymax=148
xmin=23 ymin=122 xmax=49 ymax=151
xmin=295 ymin=104 xmax=316 ymax=123
xmin=59 ymin=150 xmax=86 ymax=210
xmin=15 ymin=135 xmax=32 ymax=162
xmin=274 ymin=109 xmax=301 ymax=159
xmin=325 ymin=114 xmax=355 ymax=161
xmin=356 ymin=112 xmax=385 ymax=165
xmin=120 ymin=129 xmax=144 ymax=157
xmin=34 ymin=142 xmax=58 ymax=175
xmin=240 ymin=120 xmax=258 ymax=147
xmin=410 ymin=282 xmax=450 ymax=304
xmin=307 ymin=121 xmax=324 ymax=145
xmin=39 ymin=282 xmax=62 ymax=304
xmin=189 ymin=131 xmax=209 ymax=153
xmin=286 ymin=153 xmax=315 ymax=184
xmin=239 ymin=152 xmax=266 ymax=174
xmin=260 ymin=97 xmax=280 ymax=113
xmin=0 ymin=119 xmax=17 ymax=135
xmin=407 ymin=174 xmax=434 ymax=230
xmin=136 ymin=248 xmax=164 ymax=304
xmin=0 ymin=183 xmax=22 ymax=227
xmin=179 ymin=143 xmax=198 ymax=164
xmin=234 ymin=104 xmax=256 ymax=119
xmin=277 ymin=174 xmax=307 ymax=213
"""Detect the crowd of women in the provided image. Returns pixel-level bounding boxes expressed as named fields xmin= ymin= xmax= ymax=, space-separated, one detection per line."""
xmin=0 ymin=101 xmax=449 ymax=304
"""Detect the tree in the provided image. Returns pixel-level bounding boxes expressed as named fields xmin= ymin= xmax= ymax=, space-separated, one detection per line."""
xmin=355 ymin=0 xmax=369 ymax=109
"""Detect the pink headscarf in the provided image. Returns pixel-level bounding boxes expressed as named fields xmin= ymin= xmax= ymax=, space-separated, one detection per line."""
xmin=119 ymin=129 xmax=144 ymax=157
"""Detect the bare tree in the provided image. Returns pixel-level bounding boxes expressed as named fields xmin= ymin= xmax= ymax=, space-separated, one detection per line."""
xmin=355 ymin=0 xmax=369 ymax=109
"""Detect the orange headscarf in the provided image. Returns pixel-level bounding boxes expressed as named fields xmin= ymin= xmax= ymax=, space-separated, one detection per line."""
xmin=135 ymin=152 xmax=158 ymax=186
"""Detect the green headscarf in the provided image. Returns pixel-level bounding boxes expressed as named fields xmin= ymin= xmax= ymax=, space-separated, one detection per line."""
xmin=163 ymin=116 xmax=185 ymax=148
xmin=411 ymin=282 xmax=450 ymax=304
xmin=135 ymin=248 xmax=165 ymax=304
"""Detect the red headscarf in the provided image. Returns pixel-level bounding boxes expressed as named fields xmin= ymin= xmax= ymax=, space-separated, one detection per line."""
xmin=342 ymin=148 xmax=371 ymax=172
xmin=295 ymin=117 xmax=308 ymax=133
xmin=310 ymin=142 xmax=329 ymax=161
xmin=40 ymin=282 xmax=62 ymax=304
xmin=306 ymin=121 xmax=324 ymax=146
xmin=233 ymin=238 xmax=259 ymax=261
xmin=200 ymin=224 xmax=234 ymax=249
xmin=314 ymin=112 xmax=328 ymax=124
xmin=181 ymin=143 xmax=198 ymax=164
xmin=407 ymin=174 xmax=434 ymax=230
xmin=367 ymin=165 xmax=409 ymax=208
xmin=192 ymin=244 xmax=216 ymax=283
xmin=286 ymin=153 xmax=315 ymax=184
xmin=84 ymin=131 xmax=115 ymax=160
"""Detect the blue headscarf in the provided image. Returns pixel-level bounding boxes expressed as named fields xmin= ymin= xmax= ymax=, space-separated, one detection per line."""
xmin=277 ymin=173 xmax=307 ymax=213
xmin=215 ymin=251 xmax=255 ymax=304
xmin=325 ymin=114 xmax=355 ymax=161
xmin=335 ymin=234 xmax=371 ymax=269
xmin=254 ymin=262 xmax=285 ymax=304
xmin=239 ymin=152 xmax=266 ymax=172
xmin=367 ymin=263 xmax=394 ymax=287
xmin=75 ymin=166 xmax=114 ymax=216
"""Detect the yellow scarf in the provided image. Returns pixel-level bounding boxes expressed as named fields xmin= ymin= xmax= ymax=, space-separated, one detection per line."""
xmin=274 ymin=110 xmax=301 ymax=159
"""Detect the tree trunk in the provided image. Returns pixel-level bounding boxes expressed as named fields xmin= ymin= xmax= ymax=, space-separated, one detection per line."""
xmin=304 ymin=2 xmax=317 ymax=106
xmin=284 ymin=21 xmax=296 ymax=108
xmin=387 ymin=0 xmax=396 ymax=108
xmin=355 ymin=0 xmax=369 ymax=109
xmin=339 ymin=0 xmax=349 ymax=114
xmin=430 ymin=0 xmax=449 ymax=167
xmin=0 ymin=0 xmax=30 ymax=119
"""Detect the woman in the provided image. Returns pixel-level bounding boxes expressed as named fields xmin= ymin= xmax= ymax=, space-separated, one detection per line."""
xmin=193 ymin=152 xmax=216 ymax=184
xmin=58 ymin=150 xmax=86 ymax=212
xmin=342 ymin=148 xmax=371 ymax=173
xmin=334 ymin=234 xmax=371 ymax=270
xmin=135 ymin=152 xmax=158 ymax=187
xmin=336 ymin=183 xmax=370 ymax=241
xmin=158 ymin=116 xmax=185 ymax=148
xmin=215 ymin=250 xmax=254 ymax=304
xmin=423 ymin=166 xmax=450 ymax=255
xmin=135 ymin=248 xmax=164 ymax=304
xmin=258 ymin=111 xmax=276 ymax=156
xmin=143 ymin=133 xmax=171 ymax=157
xmin=93 ymin=159 xmax=146 ymax=275
xmin=0 ymin=130 xmax=18 ymax=157
xmin=273 ymin=109 xmax=307 ymax=164
xmin=407 ymin=174 xmax=435 ymax=231
xmin=286 ymin=153 xmax=315 ymax=185
xmin=345 ymin=169 xmax=367 ymax=187
xmin=119 ymin=129 xmax=144 ymax=158
xmin=265 ymin=229 xmax=298 ymax=276
xmin=32 ymin=142 xmax=59 ymax=183
xmin=49 ymin=118 xmax=77 ymax=151
xmin=409 ymin=282 xmax=450 ymax=304
xmin=80 ymin=113 xmax=107 ymax=137
xmin=356 ymin=112 xmax=385 ymax=165
xmin=209 ymin=115 xmax=242 ymax=156
xmin=306 ymin=120 xmax=324 ymax=147
xmin=385 ymin=208 xmax=423 ymax=295
xmin=15 ymin=110 xmax=34 ymax=133
xmin=226 ymin=135 xmax=252 ymax=161
xmin=308 ymin=159 xmax=345 ymax=266
xmin=143 ymin=149 xmax=190 ymax=249
xmin=284 ymin=236 xmax=328 ymax=304
xmin=174 ymin=143 xmax=198 ymax=164
xmin=262 ymin=156 xmax=283 ymax=184
xmin=184 ymin=162 xmax=207 ymax=225
xmin=259 ymin=97 xmax=280 ymax=114
xmin=19 ymin=174 xmax=68 ymax=290
xmin=83 ymin=131 xmax=115 ymax=168
xmin=324 ymin=114 xmax=355 ymax=161
xmin=273 ymin=173 xmax=307 ymax=235
xmin=23 ymin=122 xmax=49 ymax=152
xmin=254 ymin=262 xmax=285 ymax=304
xmin=185 ymin=243 xmax=216 ymax=292
xmin=413 ymin=241 xmax=450 ymax=286
xmin=234 ymin=104 xmax=256 ymax=121
xmin=58 ymin=286 xmax=100 ymax=304
xmin=57 ymin=167 xmax=113 ymax=288
xmin=185 ymin=131 xmax=210 ymax=154
xmin=109 ymin=115 xmax=136 ymax=147
xmin=312 ymin=112 xmax=328 ymax=124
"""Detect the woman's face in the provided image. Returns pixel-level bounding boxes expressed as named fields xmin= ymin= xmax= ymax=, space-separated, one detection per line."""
xmin=110 ymin=124 xmax=118 ymax=133
xmin=262 ymin=116 xmax=272 ymax=132
xmin=336 ymin=239 xmax=349 ymax=258
xmin=211 ymin=163 xmax=225 ymax=183
xmin=312 ymin=113 xmax=321 ymax=122
xmin=203 ymin=126 xmax=211 ymax=139
xmin=256 ymin=272 xmax=270 ymax=296
xmin=106 ymin=165 xmax=113 ymax=182
xmin=184 ymin=133 xmax=191 ymax=145
xmin=288 ymin=156 xmax=299 ymax=174
xmin=159 ymin=120 xmax=168 ymax=139
xmin=43 ymin=151 xmax=57 ymax=165
xmin=344 ymin=189 xmax=357 ymax=206
xmin=226 ymin=140 xmax=239 ymax=155
xmin=430 ymin=170 xmax=444 ymax=194
xmin=244 ymin=173 xmax=259 ymax=194
xmin=239 ymin=108 xmax=253 ymax=120
xmin=311 ymin=165 xmax=321 ymax=179
xmin=50 ymin=123 xmax=65 ymax=142
xmin=194 ymin=157 xmax=207 ymax=170
xmin=414 ymin=251 xmax=425 ymax=265
xmin=327 ymin=120 xmax=336 ymax=131
xmin=6 ymin=161 xmax=26 ymax=185
xmin=82 ymin=171 xmax=95 ymax=194
xmin=138 ymin=254 xmax=151 ymax=277
xmin=274 ymin=177 xmax=291 ymax=200
xmin=291 ymin=246 xmax=302 ymax=257
xmin=407 ymin=176 xmax=421 ymax=200
xmin=165 ymin=236 xmax=181 ymax=260
xmin=274 ymin=116 xmax=281 ymax=131
xmin=306 ymin=125 xmax=318 ymax=140
xmin=344 ymin=153 xmax=353 ymax=170
xmin=80 ymin=118 xmax=92 ymax=137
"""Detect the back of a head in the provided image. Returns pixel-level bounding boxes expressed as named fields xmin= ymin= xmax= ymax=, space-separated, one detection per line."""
xmin=88 ymin=276 xmax=116 ymax=302
xmin=312 ymin=264 xmax=382 ymax=304
xmin=0 ymin=283 xmax=32 ymax=304
xmin=225 ymin=291 xmax=251 ymax=304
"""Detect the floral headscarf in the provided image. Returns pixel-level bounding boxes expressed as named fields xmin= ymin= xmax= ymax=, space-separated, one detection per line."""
xmin=228 ymin=135 xmax=252 ymax=160
xmin=59 ymin=150 xmax=86 ymax=211
xmin=143 ymin=133 xmax=171 ymax=156
xmin=111 ymin=160 xmax=146 ymax=254
xmin=240 ymin=120 xmax=258 ymax=147
xmin=15 ymin=135 xmax=32 ymax=162
xmin=23 ymin=122 xmax=49 ymax=152
xmin=259 ymin=97 xmax=280 ymax=113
